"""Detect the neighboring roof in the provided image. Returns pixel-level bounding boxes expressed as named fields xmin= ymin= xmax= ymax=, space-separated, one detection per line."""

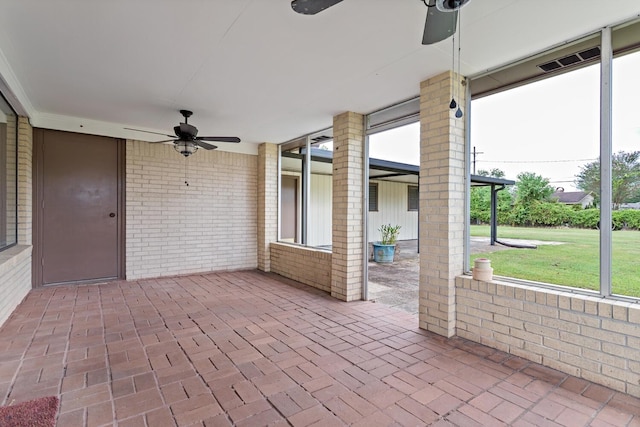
xmin=552 ymin=191 xmax=592 ymax=204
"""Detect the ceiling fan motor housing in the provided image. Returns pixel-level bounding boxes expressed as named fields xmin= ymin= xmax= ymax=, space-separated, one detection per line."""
xmin=436 ymin=0 xmax=469 ymax=12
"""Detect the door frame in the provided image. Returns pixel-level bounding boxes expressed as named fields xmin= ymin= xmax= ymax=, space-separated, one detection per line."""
xmin=32 ymin=129 xmax=126 ymax=287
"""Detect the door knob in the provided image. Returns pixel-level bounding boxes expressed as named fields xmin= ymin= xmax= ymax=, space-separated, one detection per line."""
xmin=109 ymin=212 xmax=116 ymax=218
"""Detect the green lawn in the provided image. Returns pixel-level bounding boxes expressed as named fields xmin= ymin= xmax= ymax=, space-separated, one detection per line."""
xmin=471 ymin=225 xmax=640 ymax=297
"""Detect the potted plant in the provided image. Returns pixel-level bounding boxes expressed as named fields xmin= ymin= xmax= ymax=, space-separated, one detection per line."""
xmin=372 ymin=224 xmax=401 ymax=263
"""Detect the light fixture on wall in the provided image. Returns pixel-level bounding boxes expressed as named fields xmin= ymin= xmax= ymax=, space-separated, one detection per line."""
xmin=174 ymin=140 xmax=198 ymax=157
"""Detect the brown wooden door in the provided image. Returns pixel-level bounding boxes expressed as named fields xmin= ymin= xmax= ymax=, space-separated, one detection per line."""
xmin=281 ymin=176 xmax=297 ymax=241
xmin=35 ymin=130 xmax=123 ymax=285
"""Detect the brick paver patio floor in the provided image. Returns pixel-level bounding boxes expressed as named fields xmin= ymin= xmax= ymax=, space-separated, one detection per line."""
xmin=0 ymin=270 xmax=638 ymax=426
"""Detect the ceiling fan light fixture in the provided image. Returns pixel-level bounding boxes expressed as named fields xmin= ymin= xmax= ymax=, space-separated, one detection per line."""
xmin=175 ymin=141 xmax=198 ymax=157
xmin=435 ymin=0 xmax=470 ymax=12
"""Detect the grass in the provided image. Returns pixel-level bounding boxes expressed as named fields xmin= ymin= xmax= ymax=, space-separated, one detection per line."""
xmin=471 ymin=225 xmax=640 ymax=297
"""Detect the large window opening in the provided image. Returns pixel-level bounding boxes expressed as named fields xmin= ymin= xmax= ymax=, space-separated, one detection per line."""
xmin=471 ymin=62 xmax=601 ymax=292
xmin=367 ymin=120 xmax=420 ymax=314
xmin=469 ymin=19 xmax=640 ymax=298
xmin=279 ymin=130 xmax=333 ymax=249
xmin=0 ymin=93 xmax=17 ymax=251
xmin=611 ymin=47 xmax=640 ymax=297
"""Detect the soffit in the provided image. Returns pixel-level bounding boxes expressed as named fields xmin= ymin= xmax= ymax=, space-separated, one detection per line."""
xmin=0 ymin=1 xmax=638 ymax=150
xmin=472 ymin=19 xmax=640 ymax=98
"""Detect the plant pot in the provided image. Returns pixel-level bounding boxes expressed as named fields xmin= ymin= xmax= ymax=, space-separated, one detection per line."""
xmin=372 ymin=243 xmax=396 ymax=263
xmin=472 ymin=258 xmax=493 ymax=281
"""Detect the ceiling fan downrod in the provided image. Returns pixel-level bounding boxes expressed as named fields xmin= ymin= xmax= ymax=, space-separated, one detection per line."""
xmin=179 ymin=109 xmax=193 ymax=123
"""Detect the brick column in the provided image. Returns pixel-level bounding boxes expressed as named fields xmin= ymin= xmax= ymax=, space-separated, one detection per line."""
xmin=257 ymin=143 xmax=278 ymax=272
xmin=17 ymin=117 xmax=32 ymax=245
xmin=331 ymin=112 xmax=364 ymax=301
xmin=419 ymin=71 xmax=466 ymax=337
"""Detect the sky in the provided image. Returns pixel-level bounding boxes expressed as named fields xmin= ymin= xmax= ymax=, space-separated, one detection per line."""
xmin=368 ymin=50 xmax=640 ymax=192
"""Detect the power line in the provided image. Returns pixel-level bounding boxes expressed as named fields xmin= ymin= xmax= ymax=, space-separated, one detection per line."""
xmin=478 ymin=158 xmax=596 ymax=164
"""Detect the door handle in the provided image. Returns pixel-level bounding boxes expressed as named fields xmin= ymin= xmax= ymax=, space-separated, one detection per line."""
xmin=109 ymin=212 xmax=116 ymax=218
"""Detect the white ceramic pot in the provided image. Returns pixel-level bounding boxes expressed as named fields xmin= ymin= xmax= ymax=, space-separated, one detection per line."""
xmin=472 ymin=258 xmax=493 ymax=281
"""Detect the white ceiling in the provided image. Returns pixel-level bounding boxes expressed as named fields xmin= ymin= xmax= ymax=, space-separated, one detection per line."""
xmin=0 ymin=1 xmax=638 ymax=153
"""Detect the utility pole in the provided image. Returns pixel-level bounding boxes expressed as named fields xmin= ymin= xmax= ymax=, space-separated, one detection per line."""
xmin=472 ymin=146 xmax=484 ymax=175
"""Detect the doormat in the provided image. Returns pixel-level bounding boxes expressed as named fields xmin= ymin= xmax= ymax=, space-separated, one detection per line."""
xmin=0 ymin=396 xmax=59 ymax=427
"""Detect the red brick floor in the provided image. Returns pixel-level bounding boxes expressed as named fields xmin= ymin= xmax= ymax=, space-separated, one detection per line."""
xmin=0 ymin=271 xmax=639 ymax=426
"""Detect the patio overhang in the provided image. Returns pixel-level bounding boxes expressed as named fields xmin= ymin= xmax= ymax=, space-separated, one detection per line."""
xmin=470 ymin=175 xmax=516 ymax=245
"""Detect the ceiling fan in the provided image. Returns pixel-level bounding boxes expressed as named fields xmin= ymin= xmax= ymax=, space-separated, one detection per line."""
xmin=125 ymin=110 xmax=241 ymax=157
xmin=290 ymin=0 xmax=470 ymax=45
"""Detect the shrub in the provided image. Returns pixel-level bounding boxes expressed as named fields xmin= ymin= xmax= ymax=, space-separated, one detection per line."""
xmin=570 ymin=209 xmax=600 ymax=229
xmin=614 ymin=209 xmax=640 ymax=230
xmin=470 ymin=208 xmax=490 ymax=224
xmin=527 ymin=202 xmax=574 ymax=226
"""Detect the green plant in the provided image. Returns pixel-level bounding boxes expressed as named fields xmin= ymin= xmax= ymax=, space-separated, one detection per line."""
xmin=379 ymin=224 xmax=401 ymax=245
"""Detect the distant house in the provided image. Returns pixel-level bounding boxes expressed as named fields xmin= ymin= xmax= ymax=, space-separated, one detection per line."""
xmin=551 ymin=189 xmax=593 ymax=209
xmin=620 ymin=202 xmax=640 ymax=210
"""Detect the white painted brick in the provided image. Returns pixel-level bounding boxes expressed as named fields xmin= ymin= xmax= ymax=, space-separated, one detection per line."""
xmin=125 ymin=140 xmax=258 ymax=279
xmin=456 ymin=276 xmax=640 ymax=398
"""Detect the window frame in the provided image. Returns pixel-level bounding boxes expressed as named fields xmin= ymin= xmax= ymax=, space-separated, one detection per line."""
xmin=368 ymin=182 xmax=379 ymax=212
xmin=0 ymin=91 xmax=18 ymax=253
xmin=407 ymin=185 xmax=419 ymax=211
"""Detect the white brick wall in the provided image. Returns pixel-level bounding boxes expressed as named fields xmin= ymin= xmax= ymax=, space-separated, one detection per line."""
xmin=270 ymin=242 xmax=331 ymax=293
xmin=456 ymin=276 xmax=640 ymax=397
xmin=0 ymin=246 xmax=32 ymax=326
xmin=17 ymin=117 xmax=32 ymax=245
xmin=126 ymin=140 xmax=258 ymax=279
xmin=0 ymin=117 xmax=33 ymax=328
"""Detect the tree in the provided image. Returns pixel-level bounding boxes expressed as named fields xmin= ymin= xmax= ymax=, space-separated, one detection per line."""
xmin=575 ymin=151 xmax=640 ymax=209
xmin=477 ymin=168 xmax=505 ymax=179
xmin=514 ymin=172 xmax=554 ymax=206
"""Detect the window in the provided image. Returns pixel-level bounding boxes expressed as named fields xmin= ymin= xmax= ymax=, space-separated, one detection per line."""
xmin=471 ymin=63 xmax=600 ymax=292
xmin=279 ymin=129 xmax=333 ymax=248
xmin=367 ymin=121 xmax=419 ymax=242
xmin=369 ymin=183 xmax=378 ymax=211
xmin=0 ymin=93 xmax=17 ymax=252
xmin=469 ymin=20 xmax=640 ymax=300
xmin=611 ymin=47 xmax=640 ymax=297
xmin=407 ymin=185 xmax=419 ymax=211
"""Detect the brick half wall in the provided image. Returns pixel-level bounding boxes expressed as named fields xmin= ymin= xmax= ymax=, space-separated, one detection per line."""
xmin=270 ymin=243 xmax=331 ymax=293
xmin=0 ymin=246 xmax=31 ymax=326
xmin=456 ymin=276 xmax=640 ymax=397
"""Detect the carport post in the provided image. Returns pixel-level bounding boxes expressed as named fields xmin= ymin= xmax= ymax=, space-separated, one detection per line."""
xmin=490 ymin=183 xmax=497 ymax=245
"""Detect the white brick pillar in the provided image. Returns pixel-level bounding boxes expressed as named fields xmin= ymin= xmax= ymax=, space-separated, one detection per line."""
xmin=17 ymin=117 xmax=32 ymax=246
xmin=331 ymin=111 xmax=364 ymax=301
xmin=419 ymin=71 xmax=466 ymax=337
xmin=257 ymin=143 xmax=278 ymax=272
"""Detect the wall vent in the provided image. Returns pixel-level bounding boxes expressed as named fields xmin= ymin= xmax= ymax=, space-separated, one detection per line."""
xmin=537 ymin=46 xmax=601 ymax=73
